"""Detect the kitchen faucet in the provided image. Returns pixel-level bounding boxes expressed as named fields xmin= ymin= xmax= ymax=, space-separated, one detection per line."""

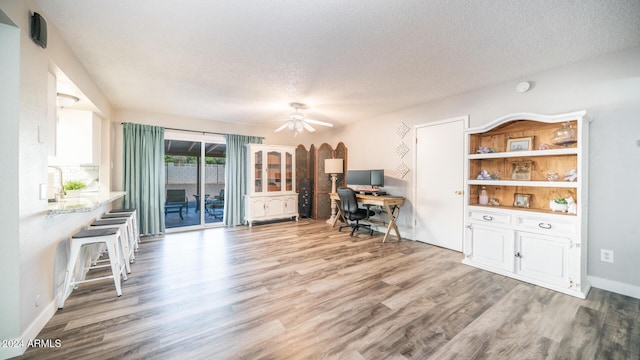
xmin=48 ymin=165 xmax=66 ymax=201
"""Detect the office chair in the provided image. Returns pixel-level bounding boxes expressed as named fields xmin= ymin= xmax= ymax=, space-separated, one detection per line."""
xmin=337 ymin=187 xmax=375 ymax=237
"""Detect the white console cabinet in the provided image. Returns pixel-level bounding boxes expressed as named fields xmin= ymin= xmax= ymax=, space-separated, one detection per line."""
xmin=244 ymin=144 xmax=298 ymax=226
xmin=463 ymin=111 xmax=589 ymax=298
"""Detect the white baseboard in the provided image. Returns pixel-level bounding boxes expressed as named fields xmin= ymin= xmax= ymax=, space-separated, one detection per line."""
xmin=588 ymin=275 xmax=640 ymax=299
xmin=0 ymin=299 xmax=57 ymax=359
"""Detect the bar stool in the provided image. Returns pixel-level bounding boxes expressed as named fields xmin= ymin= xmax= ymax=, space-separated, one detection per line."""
xmin=102 ymin=213 xmax=136 ymax=255
xmin=102 ymin=209 xmax=140 ymax=245
xmin=107 ymin=208 xmax=139 ymax=250
xmin=58 ymin=227 xmax=126 ymax=309
xmin=100 ymin=212 xmax=140 ymax=262
xmin=89 ymin=218 xmax=133 ymax=273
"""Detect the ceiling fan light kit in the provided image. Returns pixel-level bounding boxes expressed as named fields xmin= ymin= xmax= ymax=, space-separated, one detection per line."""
xmin=275 ymin=102 xmax=333 ymax=136
xmin=56 ymin=93 xmax=80 ymax=107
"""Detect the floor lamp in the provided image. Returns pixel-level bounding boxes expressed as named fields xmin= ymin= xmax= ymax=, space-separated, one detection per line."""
xmin=325 ymin=158 xmax=343 ymax=224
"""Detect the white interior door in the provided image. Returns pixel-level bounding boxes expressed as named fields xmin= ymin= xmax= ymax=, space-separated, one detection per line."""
xmin=414 ymin=117 xmax=467 ymax=251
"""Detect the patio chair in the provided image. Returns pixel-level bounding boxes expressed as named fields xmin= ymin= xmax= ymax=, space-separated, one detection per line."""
xmin=207 ymin=189 xmax=224 ymax=219
xmin=165 ymin=189 xmax=188 ymax=219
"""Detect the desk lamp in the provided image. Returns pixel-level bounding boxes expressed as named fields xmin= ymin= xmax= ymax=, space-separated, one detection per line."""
xmin=324 ymin=158 xmax=343 ymax=224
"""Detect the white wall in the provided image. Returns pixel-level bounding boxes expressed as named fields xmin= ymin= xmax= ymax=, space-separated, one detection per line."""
xmin=0 ymin=18 xmax=21 ymax=346
xmin=0 ymin=1 xmax=113 ymax=357
xmin=314 ymin=47 xmax=640 ymax=294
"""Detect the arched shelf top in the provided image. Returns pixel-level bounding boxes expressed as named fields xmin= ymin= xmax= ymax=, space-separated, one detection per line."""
xmin=467 ymin=110 xmax=587 ymax=134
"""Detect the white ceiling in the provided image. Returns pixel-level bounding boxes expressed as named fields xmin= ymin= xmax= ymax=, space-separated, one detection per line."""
xmin=36 ymin=0 xmax=640 ymax=129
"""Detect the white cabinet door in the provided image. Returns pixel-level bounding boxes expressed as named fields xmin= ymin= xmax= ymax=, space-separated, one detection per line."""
xmin=249 ymin=198 xmax=267 ymax=220
xmin=283 ymin=195 xmax=298 ymax=216
xmin=516 ymin=232 xmax=571 ymax=288
xmin=57 ymin=109 xmax=101 ymax=164
xmin=468 ymin=224 xmax=515 ymax=272
xmin=265 ymin=197 xmax=285 ymax=217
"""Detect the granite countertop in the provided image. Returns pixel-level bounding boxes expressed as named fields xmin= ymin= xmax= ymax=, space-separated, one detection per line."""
xmin=47 ymin=191 xmax=126 ymax=216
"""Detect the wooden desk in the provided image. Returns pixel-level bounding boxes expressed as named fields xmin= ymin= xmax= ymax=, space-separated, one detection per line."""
xmin=329 ymin=193 xmax=405 ymax=242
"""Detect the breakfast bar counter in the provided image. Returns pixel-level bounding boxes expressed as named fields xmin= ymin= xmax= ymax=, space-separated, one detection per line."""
xmin=47 ymin=191 xmax=126 ymax=216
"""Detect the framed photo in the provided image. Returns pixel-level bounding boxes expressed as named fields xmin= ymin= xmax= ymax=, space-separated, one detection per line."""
xmin=507 ymin=137 xmax=533 ymax=152
xmin=513 ymin=193 xmax=531 ymax=208
xmin=511 ymin=161 xmax=532 ymax=181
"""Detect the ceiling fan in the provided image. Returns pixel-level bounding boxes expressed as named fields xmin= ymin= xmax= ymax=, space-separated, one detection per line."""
xmin=275 ymin=102 xmax=333 ymax=136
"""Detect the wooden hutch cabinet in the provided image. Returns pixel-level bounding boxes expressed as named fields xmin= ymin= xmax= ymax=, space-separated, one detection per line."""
xmin=244 ymin=144 xmax=298 ymax=226
xmin=462 ymin=111 xmax=590 ymax=298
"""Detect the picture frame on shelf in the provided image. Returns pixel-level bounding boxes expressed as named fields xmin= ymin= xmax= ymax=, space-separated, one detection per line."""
xmin=511 ymin=160 xmax=532 ymax=180
xmin=513 ymin=193 xmax=531 ymax=208
xmin=507 ymin=136 xmax=533 ymax=152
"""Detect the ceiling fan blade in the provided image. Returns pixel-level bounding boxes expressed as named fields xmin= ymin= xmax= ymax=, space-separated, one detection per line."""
xmin=302 ymin=122 xmax=316 ymax=132
xmin=274 ymin=122 xmax=289 ymax=132
xmin=304 ymin=118 xmax=333 ymax=127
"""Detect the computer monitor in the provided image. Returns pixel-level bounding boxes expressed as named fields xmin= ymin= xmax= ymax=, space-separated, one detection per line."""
xmin=346 ymin=170 xmax=370 ymax=186
xmin=345 ymin=169 xmax=385 ymax=188
xmin=370 ymin=169 xmax=384 ymax=187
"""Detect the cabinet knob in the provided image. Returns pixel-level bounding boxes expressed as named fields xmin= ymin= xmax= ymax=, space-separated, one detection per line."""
xmin=515 ymin=252 xmax=522 ymax=258
xmin=482 ymin=215 xmax=493 ymax=221
xmin=538 ymin=223 xmax=552 ymax=229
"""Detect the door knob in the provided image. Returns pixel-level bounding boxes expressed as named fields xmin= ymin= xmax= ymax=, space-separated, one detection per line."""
xmin=454 ymin=190 xmax=463 ymax=195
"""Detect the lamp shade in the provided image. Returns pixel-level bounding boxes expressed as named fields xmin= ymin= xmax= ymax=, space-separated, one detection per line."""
xmin=324 ymin=158 xmax=343 ymax=174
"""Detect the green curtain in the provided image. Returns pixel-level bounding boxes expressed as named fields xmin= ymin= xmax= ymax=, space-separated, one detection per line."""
xmin=224 ymin=134 xmax=262 ymax=226
xmin=122 ymin=123 xmax=165 ymax=235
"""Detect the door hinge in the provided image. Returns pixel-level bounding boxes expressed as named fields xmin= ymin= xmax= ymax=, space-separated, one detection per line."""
xmin=414 ymin=219 xmax=417 ymax=226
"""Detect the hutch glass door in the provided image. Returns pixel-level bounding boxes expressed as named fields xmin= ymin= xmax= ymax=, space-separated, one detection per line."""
xmin=254 ymin=150 xmax=263 ymax=193
xmin=267 ymin=151 xmax=282 ymax=192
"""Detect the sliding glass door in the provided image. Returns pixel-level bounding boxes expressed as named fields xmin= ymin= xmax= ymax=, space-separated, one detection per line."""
xmin=164 ymin=131 xmax=226 ymax=231
xmin=204 ymin=141 xmax=225 ymax=224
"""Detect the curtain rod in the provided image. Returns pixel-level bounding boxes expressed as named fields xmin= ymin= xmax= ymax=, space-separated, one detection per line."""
xmin=121 ymin=123 xmax=265 ymax=139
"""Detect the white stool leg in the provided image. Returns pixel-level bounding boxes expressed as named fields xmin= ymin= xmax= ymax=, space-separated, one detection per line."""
xmin=104 ymin=240 xmax=122 ymax=296
xmin=59 ymin=238 xmax=82 ymax=309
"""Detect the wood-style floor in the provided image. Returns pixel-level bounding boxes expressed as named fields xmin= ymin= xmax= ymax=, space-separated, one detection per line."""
xmin=20 ymin=220 xmax=640 ymax=359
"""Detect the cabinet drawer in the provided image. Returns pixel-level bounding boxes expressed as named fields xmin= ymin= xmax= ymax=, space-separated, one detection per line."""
xmin=516 ymin=215 xmax=576 ymax=234
xmin=469 ymin=210 xmax=511 ymax=225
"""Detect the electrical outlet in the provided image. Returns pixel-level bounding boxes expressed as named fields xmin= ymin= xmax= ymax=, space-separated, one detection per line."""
xmin=601 ymin=249 xmax=614 ymax=263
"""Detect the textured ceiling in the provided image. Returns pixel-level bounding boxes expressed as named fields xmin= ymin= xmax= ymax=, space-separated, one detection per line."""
xmin=36 ymin=0 xmax=640 ymax=129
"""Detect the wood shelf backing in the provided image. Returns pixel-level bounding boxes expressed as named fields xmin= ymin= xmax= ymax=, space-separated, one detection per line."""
xmin=469 ymin=184 xmax=576 ymax=212
xmin=469 ymin=120 xmax=578 ymax=153
xmin=470 ymin=155 xmax=577 ymax=182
